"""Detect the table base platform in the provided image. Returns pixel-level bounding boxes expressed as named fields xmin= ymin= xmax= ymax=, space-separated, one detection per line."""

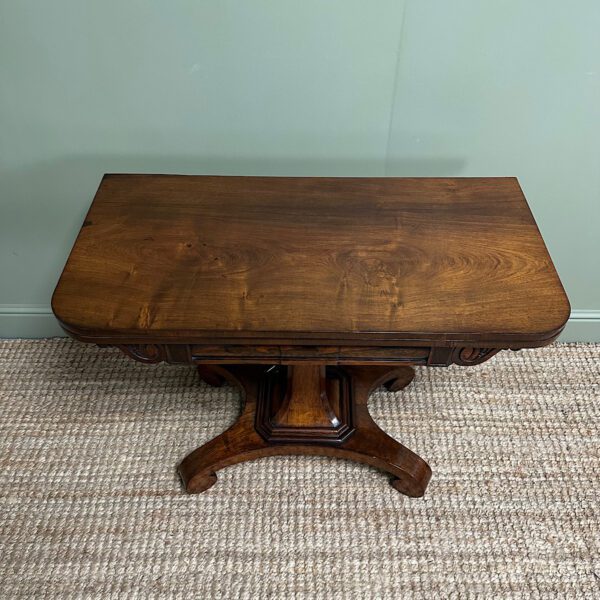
xmin=179 ymin=364 xmax=432 ymax=498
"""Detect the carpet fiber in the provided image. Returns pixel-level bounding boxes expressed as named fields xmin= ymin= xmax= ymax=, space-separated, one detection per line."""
xmin=0 ymin=339 xmax=598 ymax=598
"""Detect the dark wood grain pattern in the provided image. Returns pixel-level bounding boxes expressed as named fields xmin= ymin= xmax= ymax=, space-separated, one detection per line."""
xmin=52 ymin=175 xmax=569 ymax=498
xmin=254 ymin=364 xmax=354 ymax=443
xmin=179 ymin=364 xmax=431 ymax=497
xmin=52 ymin=175 xmax=570 ymax=349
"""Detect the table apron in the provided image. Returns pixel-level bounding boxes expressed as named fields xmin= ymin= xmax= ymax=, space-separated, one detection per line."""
xmin=115 ymin=343 xmax=507 ymax=367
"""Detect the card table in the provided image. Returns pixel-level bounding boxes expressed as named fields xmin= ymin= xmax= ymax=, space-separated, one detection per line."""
xmin=52 ymin=175 xmax=569 ymax=497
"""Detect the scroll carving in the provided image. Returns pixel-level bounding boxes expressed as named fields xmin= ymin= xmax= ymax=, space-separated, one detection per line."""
xmin=118 ymin=344 xmax=167 ymax=364
xmin=452 ymin=347 xmax=500 ymax=366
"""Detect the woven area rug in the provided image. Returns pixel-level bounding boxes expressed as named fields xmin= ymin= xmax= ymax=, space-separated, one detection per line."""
xmin=0 ymin=339 xmax=598 ymax=598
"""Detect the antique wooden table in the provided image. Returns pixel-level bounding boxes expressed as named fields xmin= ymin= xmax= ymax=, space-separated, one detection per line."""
xmin=52 ymin=175 xmax=570 ymax=497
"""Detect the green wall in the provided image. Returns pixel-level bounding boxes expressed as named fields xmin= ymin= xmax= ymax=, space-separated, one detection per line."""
xmin=1 ymin=1 xmax=598 ymax=340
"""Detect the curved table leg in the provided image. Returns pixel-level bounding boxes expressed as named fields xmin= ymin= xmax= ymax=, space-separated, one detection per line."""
xmin=178 ymin=412 xmax=268 ymax=493
xmin=345 ymin=366 xmax=431 ymax=497
xmin=196 ymin=364 xmax=227 ymax=388
xmin=180 ymin=366 xmax=267 ymax=493
xmin=179 ymin=364 xmax=431 ymax=497
xmin=383 ymin=366 xmax=415 ymax=392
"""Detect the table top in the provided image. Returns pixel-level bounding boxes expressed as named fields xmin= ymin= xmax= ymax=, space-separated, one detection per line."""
xmin=52 ymin=175 xmax=569 ymax=347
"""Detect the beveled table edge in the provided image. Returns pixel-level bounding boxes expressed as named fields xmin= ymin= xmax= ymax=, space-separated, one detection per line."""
xmin=54 ymin=315 xmax=568 ymax=350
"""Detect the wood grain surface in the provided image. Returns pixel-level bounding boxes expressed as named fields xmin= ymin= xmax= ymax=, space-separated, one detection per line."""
xmin=179 ymin=364 xmax=431 ymax=497
xmin=52 ymin=175 xmax=570 ymax=346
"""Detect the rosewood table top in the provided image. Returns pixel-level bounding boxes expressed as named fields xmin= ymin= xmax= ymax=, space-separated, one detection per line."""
xmin=52 ymin=175 xmax=569 ymax=348
xmin=52 ymin=175 xmax=570 ymax=498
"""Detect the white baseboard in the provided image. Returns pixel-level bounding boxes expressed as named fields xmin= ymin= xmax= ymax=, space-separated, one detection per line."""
xmin=0 ymin=305 xmax=599 ymax=342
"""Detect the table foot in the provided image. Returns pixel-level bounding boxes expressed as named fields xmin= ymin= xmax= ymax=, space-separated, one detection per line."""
xmin=383 ymin=366 xmax=415 ymax=392
xmin=178 ymin=364 xmax=431 ymax=497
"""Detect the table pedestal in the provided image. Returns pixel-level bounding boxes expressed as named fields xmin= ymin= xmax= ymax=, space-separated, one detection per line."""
xmin=180 ymin=364 xmax=431 ymax=497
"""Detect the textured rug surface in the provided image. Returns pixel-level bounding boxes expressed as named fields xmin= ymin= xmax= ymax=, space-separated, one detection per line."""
xmin=0 ymin=339 xmax=598 ymax=599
